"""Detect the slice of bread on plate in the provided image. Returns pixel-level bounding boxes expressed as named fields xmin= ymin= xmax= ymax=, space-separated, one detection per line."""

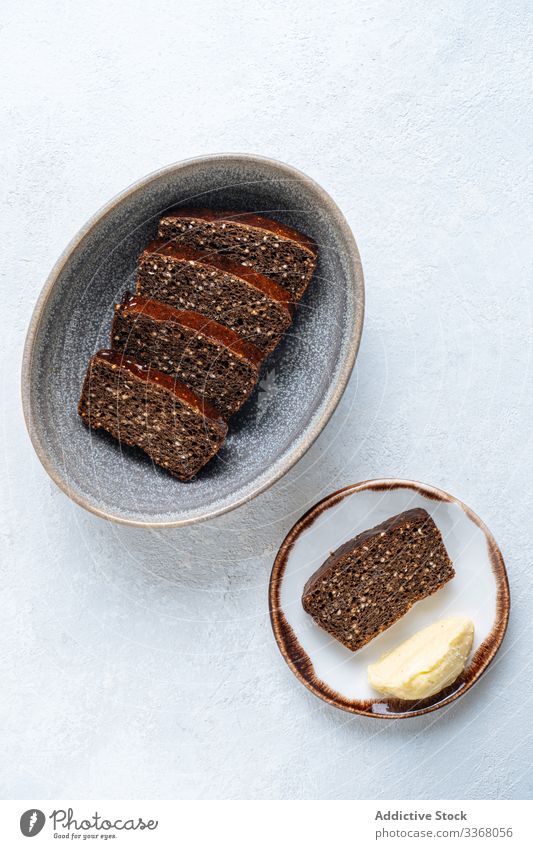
xmin=136 ymin=241 xmax=293 ymax=354
xmin=111 ymin=293 xmax=264 ymax=419
xmin=78 ymin=349 xmax=227 ymax=479
xmin=302 ymin=508 xmax=455 ymax=651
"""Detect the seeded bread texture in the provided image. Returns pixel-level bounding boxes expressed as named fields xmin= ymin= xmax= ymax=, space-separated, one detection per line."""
xmin=78 ymin=350 xmax=227 ymax=480
xmin=136 ymin=242 xmax=293 ymax=353
xmin=302 ymin=508 xmax=455 ymax=651
xmin=111 ymin=294 xmax=263 ymax=419
xmin=157 ymin=209 xmax=318 ymax=301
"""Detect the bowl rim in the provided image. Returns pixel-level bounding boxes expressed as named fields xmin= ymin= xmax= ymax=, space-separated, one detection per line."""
xmin=269 ymin=477 xmax=510 ymax=719
xmin=21 ymin=153 xmax=365 ymax=528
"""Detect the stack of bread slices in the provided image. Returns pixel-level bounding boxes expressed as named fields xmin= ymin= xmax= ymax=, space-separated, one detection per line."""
xmin=78 ymin=209 xmax=318 ymax=479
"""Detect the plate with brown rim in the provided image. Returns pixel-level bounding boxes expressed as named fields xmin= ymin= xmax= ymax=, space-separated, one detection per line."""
xmin=269 ymin=479 xmax=510 ymax=719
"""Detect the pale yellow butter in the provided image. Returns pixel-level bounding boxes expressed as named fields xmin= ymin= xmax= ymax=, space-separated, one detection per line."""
xmin=367 ymin=617 xmax=474 ymax=700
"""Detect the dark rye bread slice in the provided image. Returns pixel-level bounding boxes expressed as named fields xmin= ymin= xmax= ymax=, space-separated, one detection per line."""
xmin=157 ymin=208 xmax=318 ymax=301
xmin=78 ymin=350 xmax=227 ymax=480
xmin=302 ymin=508 xmax=455 ymax=652
xmin=111 ymin=293 xmax=264 ymax=419
xmin=136 ymin=241 xmax=293 ymax=354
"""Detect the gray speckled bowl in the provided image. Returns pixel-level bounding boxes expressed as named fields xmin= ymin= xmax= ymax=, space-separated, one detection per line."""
xmin=22 ymin=155 xmax=364 ymax=527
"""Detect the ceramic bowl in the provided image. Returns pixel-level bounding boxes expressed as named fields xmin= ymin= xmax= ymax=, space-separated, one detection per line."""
xmin=22 ymin=155 xmax=364 ymax=527
xmin=269 ymin=479 xmax=510 ymax=719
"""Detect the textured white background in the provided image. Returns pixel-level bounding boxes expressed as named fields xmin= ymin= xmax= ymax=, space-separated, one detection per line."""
xmin=1 ymin=0 xmax=532 ymax=800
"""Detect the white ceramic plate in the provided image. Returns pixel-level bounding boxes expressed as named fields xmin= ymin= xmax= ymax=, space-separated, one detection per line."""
xmin=269 ymin=479 xmax=509 ymax=718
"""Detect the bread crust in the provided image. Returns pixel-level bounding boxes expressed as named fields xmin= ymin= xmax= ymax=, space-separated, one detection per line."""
xmin=302 ymin=508 xmax=455 ymax=651
xmin=157 ymin=211 xmax=318 ymax=301
xmin=81 ymin=349 xmax=226 ymax=425
xmin=303 ymin=508 xmax=430 ymax=596
xmin=141 ymin=240 xmax=294 ymax=316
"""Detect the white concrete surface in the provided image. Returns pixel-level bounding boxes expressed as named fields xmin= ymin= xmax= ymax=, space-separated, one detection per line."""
xmin=1 ymin=0 xmax=532 ymax=799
